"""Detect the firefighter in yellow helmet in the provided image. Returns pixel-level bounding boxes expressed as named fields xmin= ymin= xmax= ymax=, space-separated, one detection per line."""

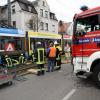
xmin=54 ymin=41 xmax=62 ymax=69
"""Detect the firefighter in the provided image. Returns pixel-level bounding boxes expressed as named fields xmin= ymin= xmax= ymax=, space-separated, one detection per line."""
xmin=34 ymin=42 xmax=45 ymax=75
xmin=54 ymin=41 xmax=62 ymax=69
xmin=19 ymin=54 xmax=25 ymax=64
xmin=5 ymin=55 xmax=13 ymax=68
xmin=4 ymin=55 xmax=16 ymax=78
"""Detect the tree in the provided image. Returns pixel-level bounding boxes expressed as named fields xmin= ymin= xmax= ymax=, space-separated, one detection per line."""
xmin=27 ymin=15 xmax=41 ymax=32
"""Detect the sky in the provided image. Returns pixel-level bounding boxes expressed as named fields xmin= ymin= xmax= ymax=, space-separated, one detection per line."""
xmin=0 ymin=0 xmax=100 ymax=22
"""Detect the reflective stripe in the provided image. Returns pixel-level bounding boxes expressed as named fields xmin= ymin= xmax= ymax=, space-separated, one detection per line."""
xmin=56 ymin=54 xmax=60 ymax=60
xmin=56 ymin=46 xmax=62 ymax=52
xmin=32 ymin=54 xmax=35 ymax=62
xmin=56 ymin=46 xmax=61 ymax=60
xmin=6 ymin=58 xmax=13 ymax=67
xmin=19 ymin=56 xmax=24 ymax=63
xmin=36 ymin=48 xmax=45 ymax=64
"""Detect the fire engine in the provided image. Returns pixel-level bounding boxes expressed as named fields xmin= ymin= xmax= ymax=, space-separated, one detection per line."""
xmin=72 ymin=6 xmax=100 ymax=87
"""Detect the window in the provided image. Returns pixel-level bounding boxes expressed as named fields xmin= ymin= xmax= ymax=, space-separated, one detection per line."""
xmin=45 ymin=23 xmax=48 ymax=31
xmin=40 ymin=9 xmax=43 ymax=17
xmin=12 ymin=5 xmax=15 ymax=14
xmin=0 ymin=37 xmax=24 ymax=51
xmin=12 ymin=8 xmax=15 ymax=14
xmin=76 ymin=15 xmax=100 ymax=34
xmin=43 ymin=1 xmax=45 ymax=6
xmin=40 ymin=22 xmax=44 ymax=30
xmin=28 ymin=6 xmax=32 ymax=12
xmin=45 ymin=11 xmax=48 ymax=18
xmin=12 ymin=5 xmax=15 ymax=8
xmin=52 ymin=25 xmax=55 ymax=32
xmin=13 ymin=21 xmax=16 ymax=28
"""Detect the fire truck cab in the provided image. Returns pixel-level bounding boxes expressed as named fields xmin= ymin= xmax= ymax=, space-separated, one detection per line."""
xmin=72 ymin=6 xmax=100 ymax=86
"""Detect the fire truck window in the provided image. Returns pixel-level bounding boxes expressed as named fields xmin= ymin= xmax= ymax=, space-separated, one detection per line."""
xmin=76 ymin=15 xmax=100 ymax=33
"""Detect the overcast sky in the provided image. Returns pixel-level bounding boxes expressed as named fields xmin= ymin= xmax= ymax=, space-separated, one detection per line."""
xmin=0 ymin=0 xmax=100 ymax=22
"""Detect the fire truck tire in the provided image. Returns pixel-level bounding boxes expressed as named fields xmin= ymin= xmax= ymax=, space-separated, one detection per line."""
xmin=8 ymin=81 xmax=13 ymax=85
xmin=93 ymin=63 xmax=100 ymax=87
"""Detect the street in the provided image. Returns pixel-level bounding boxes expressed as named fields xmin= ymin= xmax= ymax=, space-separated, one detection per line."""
xmin=0 ymin=64 xmax=100 ymax=100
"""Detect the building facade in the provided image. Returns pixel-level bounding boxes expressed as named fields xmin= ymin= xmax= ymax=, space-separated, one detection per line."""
xmin=33 ymin=0 xmax=58 ymax=34
xmin=0 ymin=0 xmax=58 ymax=34
xmin=0 ymin=0 xmax=37 ymax=31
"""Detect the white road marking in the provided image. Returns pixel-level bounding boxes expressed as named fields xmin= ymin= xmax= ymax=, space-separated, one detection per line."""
xmin=62 ymin=89 xmax=76 ymax=100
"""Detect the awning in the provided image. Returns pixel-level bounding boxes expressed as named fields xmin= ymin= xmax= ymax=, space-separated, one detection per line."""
xmin=0 ymin=28 xmax=25 ymax=37
xmin=28 ymin=31 xmax=61 ymax=39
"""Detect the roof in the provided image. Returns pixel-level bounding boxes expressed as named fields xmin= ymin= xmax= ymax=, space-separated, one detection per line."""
xmin=75 ymin=6 xmax=100 ymax=19
xmin=1 ymin=0 xmax=37 ymax=14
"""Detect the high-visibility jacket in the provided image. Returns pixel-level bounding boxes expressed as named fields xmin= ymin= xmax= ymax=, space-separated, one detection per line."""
xmin=49 ymin=47 xmax=56 ymax=57
xmin=56 ymin=46 xmax=62 ymax=52
xmin=56 ymin=46 xmax=62 ymax=60
xmin=5 ymin=57 xmax=13 ymax=68
xmin=19 ymin=55 xmax=25 ymax=64
xmin=34 ymin=48 xmax=45 ymax=65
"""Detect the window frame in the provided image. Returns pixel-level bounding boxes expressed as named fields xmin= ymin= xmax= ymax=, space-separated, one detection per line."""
xmin=40 ymin=9 xmax=43 ymax=17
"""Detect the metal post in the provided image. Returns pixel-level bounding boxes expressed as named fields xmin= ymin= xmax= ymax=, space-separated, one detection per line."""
xmin=61 ymin=34 xmax=64 ymax=53
xmin=7 ymin=0 xmax=11 ymax=27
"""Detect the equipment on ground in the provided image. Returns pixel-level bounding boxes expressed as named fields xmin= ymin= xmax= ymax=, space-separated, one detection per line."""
xmin=0 ymin=67 xmax=13 ymax=85
xmin=28 ymin=68 xmax=45 ymax=76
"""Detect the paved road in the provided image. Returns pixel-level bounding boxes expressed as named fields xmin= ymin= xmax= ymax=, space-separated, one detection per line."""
xmin=0 ymin=64 xmax=100 ymax=100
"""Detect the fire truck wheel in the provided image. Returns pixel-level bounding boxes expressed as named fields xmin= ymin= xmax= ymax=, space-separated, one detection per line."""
xmin=93 ymin=63 xmax=100 ymax=87
xmin=8 ymin=81 xmax=13 ymax=85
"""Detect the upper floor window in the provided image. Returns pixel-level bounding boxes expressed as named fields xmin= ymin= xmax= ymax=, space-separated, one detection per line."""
xmin=52 ymin=25 xmax=55 ymax=32
xmin=12 ymin=8 xmax=15 ymax=14
xmin=40 ymin=22 xmax=44 ymax=30
xmin=12 ymin=5 xmax=15 ymax=14
xmin=45 ymin=11 xmax=48 ymax=18
xmin=40 ymin=9 xmax=43 ymax=17
xmin=28 ymin=6 xmax=32 ymax=12
xmin=45 ymin=23 xmax=48 ymax=31
xmin=43 ymin=1 xmax=45 ymax=6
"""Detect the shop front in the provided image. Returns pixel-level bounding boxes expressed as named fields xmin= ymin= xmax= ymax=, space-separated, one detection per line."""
xmin=0 ymin=28 xmax=25 ymax=56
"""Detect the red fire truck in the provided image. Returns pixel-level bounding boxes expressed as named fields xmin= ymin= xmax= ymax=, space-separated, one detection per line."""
xmin=72 ymin=6 xmax=100 ymax=87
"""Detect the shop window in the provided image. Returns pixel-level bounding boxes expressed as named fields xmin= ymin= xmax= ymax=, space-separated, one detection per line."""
xmin=0 ymin=37 xmax=24 ymax=51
